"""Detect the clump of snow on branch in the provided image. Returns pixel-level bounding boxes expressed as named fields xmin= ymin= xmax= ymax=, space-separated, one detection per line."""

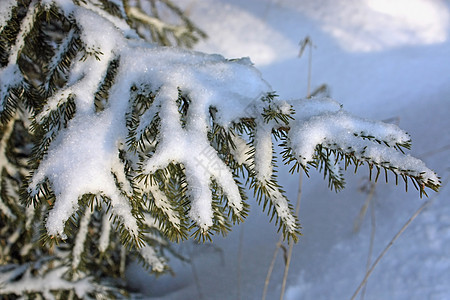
xmin=139 ymin=246 xmax=168 ymax=273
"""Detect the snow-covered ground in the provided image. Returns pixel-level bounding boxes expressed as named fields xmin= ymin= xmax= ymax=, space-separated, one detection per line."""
xmin=129 ymin=1 xmax=450 ymax=299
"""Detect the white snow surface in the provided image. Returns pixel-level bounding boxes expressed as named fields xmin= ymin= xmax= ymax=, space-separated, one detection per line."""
xmin=128 ymin=0 xmax=450 ymax=299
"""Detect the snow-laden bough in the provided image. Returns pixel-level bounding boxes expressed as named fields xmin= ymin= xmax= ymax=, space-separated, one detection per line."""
xmin=0 ymin=0 xmax=437 ymax=245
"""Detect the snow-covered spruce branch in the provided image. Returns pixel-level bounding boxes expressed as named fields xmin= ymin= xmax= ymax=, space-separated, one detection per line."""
xmin=0 ymin=260 xmax=94 ymax=298
xmin=0 ymin=0 xmax=440 ymax=249
xmin=0 ymin=256 xmax=132 ymax=298
xmin=281 ymin=98 xmax=440 ymax=196
xmin=125 ymin=4 xmax=207 ymax=48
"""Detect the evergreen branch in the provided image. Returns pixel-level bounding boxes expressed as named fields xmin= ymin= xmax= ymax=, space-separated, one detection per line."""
xmin=0 ymin=0 xmax=36 ymax=123
xmin=7 ymin=0 xmax=39 ymax=66
xmin=98 ymin=0 xmax=128 ymax=19
xmin=94 ymin=58 xmax=119 ymax=112
xmin=0 ymin=1 xmax=441 ymax=298
xmin=0 ymin=1 xmax=28 ymax=67
xmin=29 ymin=95 xmax=76 ymax=168
xmin=71 ymin=206 xmax=92 ymax=270
xmin=42 ymin=27 xmax=80 ymax=96
xmin=126 ymin=87 xmax=159 ymax=154
xmin=138 ymin=172 xmax=189 ymax=242
xmin=0 ymin=260 xmax=98 ymax=298
xmin=282 ymin=98 xmax=439 ymax=196
xmin=125 ymin=0 xmax=207 ymax=48
xmin=314 ymin=145 xmax=346 ymax=192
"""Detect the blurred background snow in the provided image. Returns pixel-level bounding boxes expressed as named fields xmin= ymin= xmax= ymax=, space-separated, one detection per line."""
xmin=128 ymin=1 xmax=450 ymax=299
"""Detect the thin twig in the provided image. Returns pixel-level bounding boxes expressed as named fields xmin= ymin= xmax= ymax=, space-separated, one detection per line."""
xmin=298 ymin=37 xmax=315 ymax=98
xmin=190 ymin=254 xmax=204 ymax=300
xmin=351 ymin=177 xmax=448 ymax=300
xmin=237 ymin=225 xmax=244 ymax=300
xmin=263 ymin=0 xmax=280 ymax=20
xmin=360 ymin=184 xmax=376 ymax=300
xmin=280 ymin=173 xmax=303 ymax=300
xmin=120 ymin=246 xmax=126 ymax=278
xmin=307 ymin=44 xmax=312 ymax=98
xmin=279 ymin=37 xmax=314 ymax=300
xmin=353 ymin=183 xmax=375 ymax=233
xmin=262 ymin=235 xmax=283 ymax=300
xmin=263 ymin=36 xmax=314 ymax=300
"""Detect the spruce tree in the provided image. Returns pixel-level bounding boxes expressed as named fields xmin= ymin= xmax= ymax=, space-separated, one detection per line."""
xmin=0 ymin=0 xmax=440 ymax=298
